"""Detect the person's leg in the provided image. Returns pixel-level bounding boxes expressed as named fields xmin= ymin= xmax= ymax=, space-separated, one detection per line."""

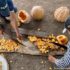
xmin=4 ymin=0 xmax=17 ymax=21
xmin=0 ymin=0 xmax=17 ymax=22
xmin=7 ymin=0 xmax=17 ymax=13
xmin=0 ymin=0 xmax=10 ymax=21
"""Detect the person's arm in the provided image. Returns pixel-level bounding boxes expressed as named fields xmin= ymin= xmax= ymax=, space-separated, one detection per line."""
xmin=48 ymin=49 xmax=70 ymax=68
xmin=9 ymin=11 xmax=22 ymax=40
xmin=55 ymin=43 xmax=70 ymax=68
xmin=54 ymin=53 xmax=70 ymax=68
xmin=48 ymin=52 xmax=70 ymax=68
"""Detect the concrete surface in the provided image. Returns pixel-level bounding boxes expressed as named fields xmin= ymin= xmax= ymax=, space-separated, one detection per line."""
xmin=5 ymin=53 xmax=56 ymax=70
xmin=3 ymin=0 xmax=70 ymax=70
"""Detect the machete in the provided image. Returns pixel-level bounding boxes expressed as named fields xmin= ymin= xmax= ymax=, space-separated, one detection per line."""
xmin=52 ymin=42 xmax=67 ymax=50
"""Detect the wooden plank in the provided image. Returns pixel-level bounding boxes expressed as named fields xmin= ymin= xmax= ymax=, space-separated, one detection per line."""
xmin=0 ymin=33 xmax=65 ymax=56
xmin=12 ymin=28 xmax=49 ymax=38
xmin=0 ymin=44 xmax=65 ymax=56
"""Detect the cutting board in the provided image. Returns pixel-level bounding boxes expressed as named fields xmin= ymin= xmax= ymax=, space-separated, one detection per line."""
xmin=0 ymin=33 xmax=66 ymax=56
xmin=12 ymin=28 xmax=49 ymax=38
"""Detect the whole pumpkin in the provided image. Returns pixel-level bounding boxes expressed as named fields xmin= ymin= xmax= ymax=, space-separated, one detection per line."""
xmin=54 ymin=7 xmax=69 ymax=22
xmin=56 ymin=35 xmax=68 ymax=45
xmin=31 ymin=6 xmax=45 ymax=20
xmin=18 ymin=10 xmax=30 ymax=24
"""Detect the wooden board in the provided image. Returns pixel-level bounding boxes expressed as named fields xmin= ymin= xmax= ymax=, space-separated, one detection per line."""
xmin=0 ymin=34 xmax=66 ymax=56
xmin=0 ymin=40 xmax=66 ymax=56
xmin=12 ymin=28 xmax=50 ymax=38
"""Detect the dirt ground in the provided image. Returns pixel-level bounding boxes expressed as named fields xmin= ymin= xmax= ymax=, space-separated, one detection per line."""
xmin=3 ymin=0 xmax=70 ymax=70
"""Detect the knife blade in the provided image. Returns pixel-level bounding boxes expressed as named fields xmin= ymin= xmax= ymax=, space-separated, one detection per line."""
xmin=11 ymin=36 xmax=36 ymax=48
xmin=52 ymin=42 xmax=67 ymax=50
xmin=11 ymin=38 xmax=24 ymax=45
xmin=22 ymin=39 xmax=36 ymax=48
xmin=4 ymin=33 xmax=24 ymax=46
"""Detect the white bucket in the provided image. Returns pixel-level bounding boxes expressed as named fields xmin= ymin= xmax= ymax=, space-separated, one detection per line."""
xmin=0 ymin=55 xmax=9 ymax=70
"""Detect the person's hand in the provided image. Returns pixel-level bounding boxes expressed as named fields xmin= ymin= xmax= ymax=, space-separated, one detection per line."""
xmin=48 ymin=55 xmax=56 ymax=63
xmin=16 ymin=34 xmax=23 ymax=43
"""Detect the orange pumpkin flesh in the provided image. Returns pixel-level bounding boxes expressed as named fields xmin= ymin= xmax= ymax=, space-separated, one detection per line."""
xmin=0 ymin=38 xmax=20 ymax=51
xmin=19 ymin=11 xmax=27 ymax=21
xmin=56 ymin=35 xmax=68 ymax=45
xmin=28 ymin=35 xmax=58 ymax=54
xmin=18 ymin=10 xmax=30 ymax=24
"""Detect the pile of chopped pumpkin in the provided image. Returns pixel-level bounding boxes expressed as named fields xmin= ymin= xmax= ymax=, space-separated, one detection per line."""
xmin=28 ymin=34 xmax=64 ymax=54
xmin=0 ymin=38 xmax=20 ymax=52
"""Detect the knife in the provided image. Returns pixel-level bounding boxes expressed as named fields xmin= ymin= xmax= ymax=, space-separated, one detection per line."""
xmin=10 ymin=37 xmax=24 ymax=45
xmin=10 ymin=35 xmax=36 ymax=48
xmin=4 ymin=33 xmax=24 ymax=46
xmin=52 ymin=42 xmax=67 ymax=50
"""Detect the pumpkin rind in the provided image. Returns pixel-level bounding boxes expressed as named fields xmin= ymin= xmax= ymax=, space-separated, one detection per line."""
xmin=18 ymin=10 xmax=30 ymax=23
xmin=54 ymin=7 xmax=69 ymax=22
xmin=31 ymin=6 xmax=45 ymax=20
xmin=56 ymin=35 xmax=68 ymax=45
